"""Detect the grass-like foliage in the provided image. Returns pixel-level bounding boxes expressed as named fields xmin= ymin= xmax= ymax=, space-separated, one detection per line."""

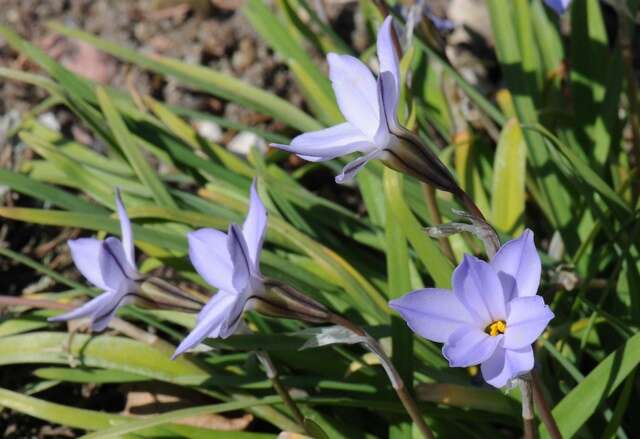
xmin=0 ymin=0 xmax=639 ymax=438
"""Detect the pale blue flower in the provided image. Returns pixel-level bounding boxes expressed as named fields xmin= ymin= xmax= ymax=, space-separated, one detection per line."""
xmin=270 ymin=16 xmax=401 ymax=183
xmin=173 ymin=180 xmax=267 ymax=358
xmin=390 ymin=230 xmax=554 ymax=388
xmin=49 ymin=190 xmax=142 ymax=331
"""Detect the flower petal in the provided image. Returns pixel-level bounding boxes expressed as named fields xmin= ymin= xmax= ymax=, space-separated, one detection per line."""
xmin=48 ymin=292 xmax=113 ymax=323
xmin=389 ymin=288 xmax=472 ymax=343
xmin=68 ymin=238 xmax=109 ymax=290
xmin=544 ymin=0 xmax=571 ymax=15
xmin=453 ymin=255 xmax=507 ymax=324
xmin=102 ymin=237 xmax=140 ymax=290
xmin=188 ymin=228 xmax=236 ymax=293
xmin=375 ymin=71 xmax=399 ymax=143
xmin=115 ymin=188 xmax=136 ymax=270
xmin=377 ymin=16 xmax=400 ymax=93
xmin=228 ymin=224 xmax=251 ymax=293
xmin=335 ymin=148 xmax=383 ymax=183
xmin=242 ymin=180 xmax=267 ymax=272
xmin=172 ymin=290 xmax=239 ymax=358
xmin=490 ymin=229 xmax=541 ymax=300
xmin=376 ymin=17 xmax=400 ymax=130
xmin=91 ymin=292 xmax=133 ymax=332
xmin=271 ymin=123 xmax=373 ymax=162
xmin=443 ymin=325 xmax=502 ymax=367
xmin=504 ymin=296 xmax=554 ymax=349
xmin=327 ymin=53 xmax=380 ymax=139
xmin=480 ymin=345 xmax=534 ymax=388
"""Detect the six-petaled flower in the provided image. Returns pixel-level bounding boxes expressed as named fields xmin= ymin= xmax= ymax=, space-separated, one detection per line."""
xmin=390 ymin=230 xmax=554 ymax=388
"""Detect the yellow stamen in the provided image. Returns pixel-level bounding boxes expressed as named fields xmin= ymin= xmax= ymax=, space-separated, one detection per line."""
xmin=486 ymin=320 xmax=506 ymax=337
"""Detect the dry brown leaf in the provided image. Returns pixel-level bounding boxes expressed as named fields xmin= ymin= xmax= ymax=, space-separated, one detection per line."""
xmin=122 ymin=384 xmax=253 ymax=431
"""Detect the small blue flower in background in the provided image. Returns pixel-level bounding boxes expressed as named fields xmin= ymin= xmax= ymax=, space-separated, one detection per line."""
xmin=270 ymin=16 xmax=401 ymax=183
xmin=424 ymin=6 xmax=454 ymax=32
xmin=545 ymin=0 xmax=572 ymax=15
xmin=173 ymin=180 xmax=267 ymax=358
xmin=390 ymin=230 xmax=554 ymax=388
xmin=49 ymin=190 xmax=142 ymax=331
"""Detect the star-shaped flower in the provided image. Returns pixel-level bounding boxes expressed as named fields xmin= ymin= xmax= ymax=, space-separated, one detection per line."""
xmin=390 ymin=230 xmax=554 ymax=388
xmin=49 ymin=190 xmax=142 ymax=331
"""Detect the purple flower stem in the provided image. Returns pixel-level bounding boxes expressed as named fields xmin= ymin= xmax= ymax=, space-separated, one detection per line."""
xmin=328 ymin=313 xmax=435 ymax=439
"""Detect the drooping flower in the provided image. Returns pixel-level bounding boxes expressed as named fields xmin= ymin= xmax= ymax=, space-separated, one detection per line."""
xmin=49 ymin=190 xmax=143 ymax=331
xmin=270 ymin=16 xmax=459 ymax=193
xmin=389 ymin=230 xmax=553 ymax=388
xmin=544 ymin=0 xmax=571 ymax=15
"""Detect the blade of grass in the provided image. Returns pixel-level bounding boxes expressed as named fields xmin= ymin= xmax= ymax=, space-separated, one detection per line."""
xmin=46 ymin=22 xmax=322 ymax=133
xmin=96 ymin=87 xmax=176 ymax=208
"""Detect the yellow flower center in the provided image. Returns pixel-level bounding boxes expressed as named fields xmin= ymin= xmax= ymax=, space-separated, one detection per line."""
xmin=485 ymin=320 xmax=506 ymax=337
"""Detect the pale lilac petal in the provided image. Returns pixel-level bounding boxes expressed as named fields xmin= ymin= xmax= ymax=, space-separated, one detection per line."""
xmin=327 ymin=53 xmax=380 ymax=139
xmin=271 ymin=123 xmax=374 ymax=162
xmin=172 ymin=290 xmax=239 ymax=358
xmin=375 ymin=71 xmax=399 ymax=142
xmin=242 ymin=180 xmax=267 ymax=272
xmin=335 ymin=148 xmax=383 ymax=184
xmin=188 ymin=228 xmax=236 ymax=293
xmin=48 ymin=292 xmax=113 ymax=323
xmin=91 ymin=293 xmax=133 ymax=332
xmin=376 ymin=16 xmax=400 ymax=100
xmin=544 ymin=0 xmax=571 ymax=15
xmin=443 ymin=325 xmax=502 ymax=367
xmin=102 ymin=237 xmax=139 ymax=289
xmin=220 ymin=289 xmax=251 ymax=338
xmin=504 ymin=296 xmax=554 ymax=349
xmin=115 ymin=189 xmax=136 ymax=270
xmin=480 ymin=345 xmax=534 ymax=388
xmin=490 ymin=229 xmax=541 ymax=300
xmin=68 ymin=238 xmax=109 ymax=291
xmin=389 ymin=288 xmax=472 ymax=343
xmin=453 ymin=255 xmax=507 ymax=324
xmin=228 ymin=224 xmax=251 ymax=293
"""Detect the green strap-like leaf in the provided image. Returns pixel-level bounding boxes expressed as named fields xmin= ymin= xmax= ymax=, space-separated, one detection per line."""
xmin=96 ymin=87 xmax=177 ymax=208
xmin=540 ymin=332 xmax=640 ymax=438
xmin=46 ymin=22 xmax=322 ymax=133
